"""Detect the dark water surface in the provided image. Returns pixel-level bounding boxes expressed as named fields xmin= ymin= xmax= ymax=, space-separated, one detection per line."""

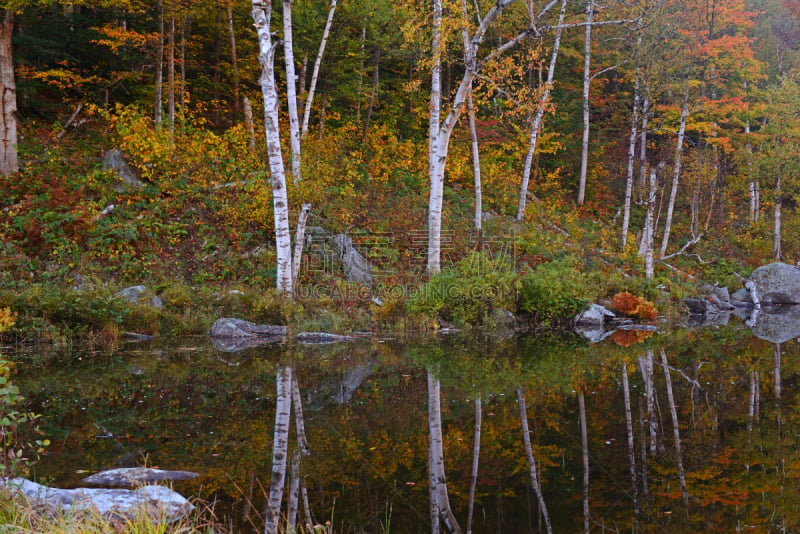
xmin=9 ymin=323 xmax=800 ymax=532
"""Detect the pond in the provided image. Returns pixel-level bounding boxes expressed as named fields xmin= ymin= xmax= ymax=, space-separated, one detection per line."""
xmin=8 ymin=317 xmax=800 ymax=532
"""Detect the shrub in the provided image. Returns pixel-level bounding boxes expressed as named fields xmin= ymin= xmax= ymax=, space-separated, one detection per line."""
xmin=408 ymin=252 xmax=519 ymax=328
xmin=518 ymin=256 xmax=592 ymax=326
xmin=609 ymin=291 xmax=658 ymax=321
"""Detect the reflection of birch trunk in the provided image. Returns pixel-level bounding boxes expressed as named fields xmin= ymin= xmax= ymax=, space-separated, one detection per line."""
xmin=622 ymin=363 xmax=641 ymax=528
xmin=637 ymin=395 xmax=649 ymax=500
xmin=638 ymin=350 xmax=659 ymax=455
xmin=287 ymin=450 xmax=301 ymax=529
xmin=291 ymin=374 xmax=310 ymax=454
xmin=660 ymin=349 xmax=689 ymax=511
xmin=745 ymin=370 xmax=759 ymax=471
xmin=578 ymin=390 xmax=589 ymax=534
xmin=428 ymin=372 xmax=462 ymax=533
xmin=301 ymin=478 xmax=314 ymax=529
xmin=516 ymin=387 xmax=552 ymax=534
xmin=265 ymin=367 xmax=293 ymax=534
xmin=774 ymin=343 xmax=781 ymax=440
xmin=467 ymin=397 xmax=481 ymax=534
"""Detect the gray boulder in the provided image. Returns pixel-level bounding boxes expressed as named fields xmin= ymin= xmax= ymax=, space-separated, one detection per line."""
xmin=700 ymin=284 xmax=735 ymax=310
xmin=734 ymin=262 xmax=800 ymax=305
xmin=0 ymin=477 xmax=193 ymax=521
xmin=210 ymin=318 xmax=287 ymax=339
xmin=102 ymin=149 xmax=145 ymax=192
xmin=116 ymin=286 xmax=163 ymax=308
xmin=748 ymin=307 xmax=800 ymax=343
xmin=575 ymin=303 xmax=615 ymax=326
xmin=82 ymin=468 xmax=199 ymax=487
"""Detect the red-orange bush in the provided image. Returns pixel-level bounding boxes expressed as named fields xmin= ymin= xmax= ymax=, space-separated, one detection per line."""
xmin=610 ymin=291 xmax=658 ymax=321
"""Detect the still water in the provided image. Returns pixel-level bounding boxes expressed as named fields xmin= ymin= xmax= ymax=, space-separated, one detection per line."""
xmin=10 ymin=321 xmax=800 ymax=532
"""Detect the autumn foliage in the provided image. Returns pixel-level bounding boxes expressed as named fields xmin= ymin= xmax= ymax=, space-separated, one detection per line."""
xmin=609 ymin=292 xmax=658 ymax=321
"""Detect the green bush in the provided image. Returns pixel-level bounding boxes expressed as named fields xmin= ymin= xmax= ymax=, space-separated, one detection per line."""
xmin=518 ymin=256 xmax=592 ymax=326
xmin=408 ymin=252 xmax=520 ymax=328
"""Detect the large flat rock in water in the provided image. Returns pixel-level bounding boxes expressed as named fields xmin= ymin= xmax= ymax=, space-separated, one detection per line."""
xmin=82 ymin=467 xmax=199 ymax=487
xmin=0 ymin=477 xmax=193 ymax=521
xmin=210 ymin=318 xmax=287 ymax=338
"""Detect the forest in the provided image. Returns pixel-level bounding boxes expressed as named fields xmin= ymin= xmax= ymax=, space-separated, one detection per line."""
xmin=1 ymin=0 xmax=799 ymax=335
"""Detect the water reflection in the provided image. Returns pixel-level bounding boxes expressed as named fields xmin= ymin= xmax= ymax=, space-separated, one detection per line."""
xmin=9 ymin=322 xmax=800 ymax=532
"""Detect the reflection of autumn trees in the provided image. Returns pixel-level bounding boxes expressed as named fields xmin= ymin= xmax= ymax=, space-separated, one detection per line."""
xmin=15 ymin=330 xmax=800 ymax=531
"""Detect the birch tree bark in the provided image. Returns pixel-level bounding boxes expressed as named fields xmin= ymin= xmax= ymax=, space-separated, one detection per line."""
xmin=637 ymin=84 xmax=650 ymax=198
xmin=362 ymin=46 xmax=381 ymax=142
xmin=301 ymin=0 xmax=337 ymax=137
xmin=0 ymin=10 xmax=18 ymax=176
xmin=428 ymin=0 xmax=524 ymax=273
xmin=516 ymin=387 xmax=552 ymax=534
xmin=516 ymin=0 xmax=569 ymax=221
xmin=459 ymin=0 xmax=482 ymax=232
xmin=659 ymin=87 xmax=689 ymax=257
xmin=283 ymin=0 xmax=302 ymax=182
xmin=577 ymin=0 xmax=594 ymax=207
xmin=265 ymin=366 xmax=293 ymax=534
xmin=621 ymin=34 xmax=642 ymax=249
xmin=252 ymin=0 xmax=294 ymax=294
xmin=167 ymin=5 xmax=176 ymax=136
xmin=154 ymin=0 xmax=164 ymax=126
xmin=227 ymin=0 xmax=240 ymax=116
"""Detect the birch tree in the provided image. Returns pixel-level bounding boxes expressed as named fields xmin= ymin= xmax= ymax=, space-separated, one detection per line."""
xmin=252 ymin=0 xmax=294 ymax=293
xmin=301 ymin=0 xmax=337 ymax=137
xmin=265 ymin=366 xmax=293 ymax=534
xmin=0 ymin=9 xmax=18 ymax=176
xmin=658 ymin=86 xmax=689 ymax=257
xmin=283 ymin=0 xmax=302 ymax=182
xmin=576 ymin=0 xmax=594 ymax=207
xmin=427 ymin=371 xmax=462 ymax=533
xmin=428 ymin=0 xmax=558 ymax=272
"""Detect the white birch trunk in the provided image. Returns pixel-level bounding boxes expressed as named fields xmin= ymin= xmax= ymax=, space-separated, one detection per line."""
xmin=643 ymin=165 xmax=658 ymax=278
xmin=774 ymin=174 xmax=782 ymax=260
xmin=301 ymin=0 xmax=337 ymax=137
xmin=660 ymin=349 xmax=689 ymax=510
xmin=154 ymin=0 xmax=164 ymax=126
xmin=252 ymin=0 xmax=294 ymax=294
xmin=468 ymin=93 xmax=483 ymax=232
xmin=517 ymin=387 xmax=553 ymax=534
xmin=637 ymin=395 xmax=649 ymax=500
xmin=283 ymin=0 xmax=302 ymax=183
xmin=167 ymin=9 xmax=176 ymax=136
xmin=621 ymin=35 xmax=642 ymax=249
xmin=290 ymin=374 xmax=311 ymax=454
xmin=287 ymin=450 xmax=300 ymax=529
xmin=637 ymin=85 xmax=650 ymax=198
xmin=577 ymin=0 xmax=594 ymax=207
xmin=659 ymin=88 xmax=689 ymax=257
xmin=516 ymin=0 xmax=568 ymax=221
xmin=227 ymin=0 xmax=240 ymax=115
xmin=427 ymin=372 xmax=462 ymax=533
xmin=428 ymin=0 xmax=524 ymax=271
xmin=621 ymin=363 xmax=641 ymax=528
xmin=0 ymin=10 xmax=18 ymax=176
xmin=292 ymin=204 xmax=312 ymax=285
xmin=639 ymin=350 xmax=658 ymax=455
xmin=265 ymin=366 xmax=293 ymax=534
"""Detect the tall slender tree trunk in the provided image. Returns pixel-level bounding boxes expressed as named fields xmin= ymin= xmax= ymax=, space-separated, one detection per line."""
xmin=287 ymin=450 xmax=301 ymax=529
xmin=168 ymin=5 xmax=176 ymax=136
xmin=637 ymin=84 xmax=650 ymax=199
xmin=517 ymin=387 xmax=552 ymax=534
xmin=301 ymin=0 xmax=337 ymax=137
xmin=516 ymin=0 xmax=568 ymax=221
xmin=661 ymin=349 xmax=689 ymax=511
xmin=578 ymin=390 xmax=590 ymax=534
xmin=639 ymin=350 xmax=659 ymax=455
xmin=428 ymin=372 xmax=462 ymax=533
xmin=466 ymin=397 xmax=481 ymax=534
xmin=774 ymin=172 xmax=782 ymax=260
xmin=180 ymin=14 xmax=189 ymax=112
xmin=252 ymin=0 xmax=293 ymax=294
xmin=355 ymin=24 xmax=366 ymax=122
xmin=362 ymin=46 xmax=381 ymax=142
xmin=622 ymin=363 xmax=642 ymax=530
xmin=659 ymin=87 xmax=689 ymax=257
xmin=227 ymin=0 xmax=240 ymax=116
xmin=577 ymin=0 xmax=594 ymax=207
xmin=0 ymin=10 xmax=18 ymax=176
xmin=468 ymin=93 xmax=482 ymax=232
xmin=643 ymin=165 xmax=658 ymax=278
xmin=244 ymin=96 xmax=256 ymax=152
xmin=621 ymin=34 xmax=642 ymax=249
xmin=283 ymin=0 xmax=302 ymax=182
xmin=265 ymin=367 xmax=293 ymax=534
xmin=154 ymin=0 xmax=164 ymax=126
